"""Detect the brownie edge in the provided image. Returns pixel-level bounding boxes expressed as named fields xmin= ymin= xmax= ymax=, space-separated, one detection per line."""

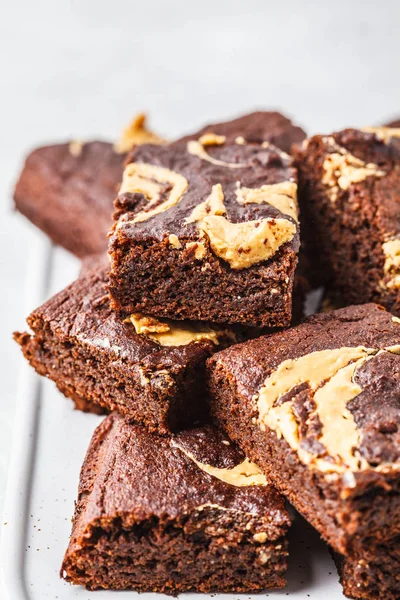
xmin=61 ymin=415 xmax=290 ymax=593
xmin=207 ymin=303 xmax=400 ymax=556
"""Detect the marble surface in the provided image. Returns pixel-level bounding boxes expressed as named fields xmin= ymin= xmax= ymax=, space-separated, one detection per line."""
xmin=1 ymin=0 xmax=400 ymax=557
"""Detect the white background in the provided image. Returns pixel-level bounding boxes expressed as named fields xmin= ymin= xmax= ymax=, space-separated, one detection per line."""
xmin=1 ymin=0 xmax=400 ymax=578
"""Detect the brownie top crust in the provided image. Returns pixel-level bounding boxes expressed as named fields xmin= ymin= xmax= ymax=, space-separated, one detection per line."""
xmin=175 ymin=111 xmax=306 ymax=154
xmin=297 ymin=127 xmax=400 ymax=292
xmin=112 ymin=137 xmax=299 ymax=271
xmin=69 ymin=414 xmax=289 ymax=544
xmin=209 ymin=304 xmax=400 ymax=476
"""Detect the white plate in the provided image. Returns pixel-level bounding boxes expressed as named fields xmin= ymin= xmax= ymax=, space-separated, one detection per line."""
xmin=1 ymin=237 xmax=345 ymax=599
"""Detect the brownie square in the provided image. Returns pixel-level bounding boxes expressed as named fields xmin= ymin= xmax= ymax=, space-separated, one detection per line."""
xmin=334 ymin=538 xmax=400 ymax=600
xmin=13 ymin=114 xmax=164 ymax=257
xmin=295 ymin=127 xmax=400 ymax=313
xmin=14 ymin=265 xmax=239 ymax=434
xmin=108 ymin=137 xmax=300 ymax=327
xmin=207 ymin=304 xmax=400 ymax=556
xmin=61 ymin=414 xmax=290 ymax=593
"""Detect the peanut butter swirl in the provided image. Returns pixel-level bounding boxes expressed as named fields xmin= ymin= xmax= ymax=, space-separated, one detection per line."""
xmin=186 ymin=184 xmax=296 ymax=269
xmin=127 ymin=312 xmax=219 ymax=346
xmin=321 ymin=137 xmax=385 ymax=202
xmin=172 ymin=440 xmax=268 ymax=487
xmin=381 ymin=239 xmax=400 ymax=289
xmin=118 ymin=163 xmax=188 ymax=224
xmin=256 ymin=345 xmax=400 ymax=473
xmin=187 ymin=137 xmax=247 ymax=168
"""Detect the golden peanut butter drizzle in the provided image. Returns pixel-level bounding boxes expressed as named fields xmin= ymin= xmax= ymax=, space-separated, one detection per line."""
xmin=118 ymin=162 xmax=188 ymax=224
xmin=117 ymin=133 xmax=297 ymax=268
xmin=69 ymin=140 xmax=83 ymax=156
xmin=381 ymin=239 xmax=400 ymax=290
xmin=235 ymin=180 xmax=299 ymax=222
xmin=171 ymin=440 xmax=268 ymax=487
xmin=127 ymin=312 xmax=219 ymax=346
xmin=186 ymin=184 xmax=296 ymax=269
xmin=256 ymin=345 xmax=400 ymax=473
xmin=187 ymin=134 xmax=247 ymax=168
xmin=321 ymin=136 xmax=385 ymax=202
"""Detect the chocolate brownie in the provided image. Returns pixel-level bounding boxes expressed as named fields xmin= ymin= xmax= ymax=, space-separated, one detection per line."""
xmin=295 ymin=127 xmax=400 ymax=314
xmin=207 ymin=304 xmax=400 ymax=557
xmin=13 ymin=114 xmax=165 ymax=257
xmin=108 ymin=137 xmax=300 ymax=327
xmin=81 ymin=249 xmax=308 ymax=325
xmin=175 ymin=110 xmax=306 ymax=154
xmin=61 ymin=414 xmax=290 ymax=593
xmin=334 ymin=539 xmax=400 ymax=600
xmin=14 ymin=265 xmax=242 ymax=434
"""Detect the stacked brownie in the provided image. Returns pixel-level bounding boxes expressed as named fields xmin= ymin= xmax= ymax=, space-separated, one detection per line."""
xmin=14 ymin=111 xmax=305 ymax=593
xmin=13 ymin=112 xmax=400 ymax=598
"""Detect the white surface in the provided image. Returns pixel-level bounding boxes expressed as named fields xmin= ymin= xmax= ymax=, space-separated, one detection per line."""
xmin=2 ymin=240 xmax=345 ymax=599
xmin=2 ymin=0 xmax=400 ymax=596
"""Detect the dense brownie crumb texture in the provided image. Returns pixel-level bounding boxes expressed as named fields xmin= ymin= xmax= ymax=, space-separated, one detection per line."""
xmin=295 ymin=126 xmax=400 ymax=314
xmin=13 ymin=113 xmax=166 ymax=257
xmin=109 ymin=129 xmax=300 ymax=327
xmin=14 ymin=264 xmax=247 ymax=433
xmin=61 ymin=414 xmax=290 ymax=593
xmin=207 ymin=304 xmax=400 ymax=581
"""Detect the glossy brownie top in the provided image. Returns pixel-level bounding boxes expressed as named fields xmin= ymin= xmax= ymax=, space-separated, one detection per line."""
xmin=112 ymin=135 xmax=299 ymax=271
xmin=175 ymin=110 xmax=306 ymax=154
xmin=68 ymin=413 xmax=289 ymax=539
xmin=208 ymin=303 xmax=400 ymax=475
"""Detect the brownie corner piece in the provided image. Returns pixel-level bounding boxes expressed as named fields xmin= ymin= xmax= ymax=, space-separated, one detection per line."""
xmin=294 ymin=126 xmax=400 ymax=313
xmin=14 ymin=265 xmax=240 ymax=434
xmin=207 ymin=303 xmax=400 ymax=556
xmin=61 ymin=414 xmax=290 ymax=593
xmin=108 ymin=136 xmax=300 ymax=327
